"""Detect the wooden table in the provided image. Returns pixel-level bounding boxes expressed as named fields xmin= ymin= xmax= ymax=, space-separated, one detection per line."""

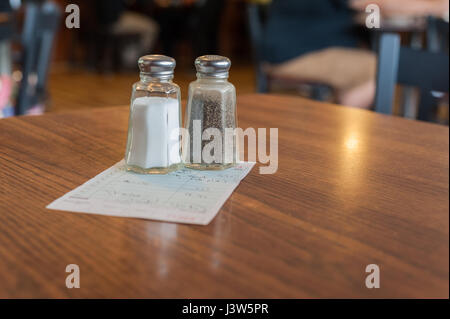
xmin=0 ymin=94 xmax=448 ymax=298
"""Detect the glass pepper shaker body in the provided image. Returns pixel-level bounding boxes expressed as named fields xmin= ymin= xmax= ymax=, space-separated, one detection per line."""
xmin=125 ymin=55 xmax=182 ymax=174
xmin=184 ymin=55 xmax=237 ymax=170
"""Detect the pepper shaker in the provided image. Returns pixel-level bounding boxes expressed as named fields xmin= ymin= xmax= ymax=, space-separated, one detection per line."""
xmin=183 ymin=55 xmax=238 ymax=170
xmin=125 ymin=55 xmax=182 ymax=174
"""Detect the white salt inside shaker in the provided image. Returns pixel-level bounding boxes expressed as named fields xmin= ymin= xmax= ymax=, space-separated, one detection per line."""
xmin=127 ymin=96 xmax=180 ymax=168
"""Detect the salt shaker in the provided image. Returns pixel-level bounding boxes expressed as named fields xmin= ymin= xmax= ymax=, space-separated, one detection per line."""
xmin=125 ymin=55 xmax=182 ymax=174
xmin=183 ymin=55 xmax=237 ymax=170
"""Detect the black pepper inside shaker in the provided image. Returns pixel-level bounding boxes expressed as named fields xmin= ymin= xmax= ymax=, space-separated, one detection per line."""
xmin=183 ymin=55 xmax=237 ymax=170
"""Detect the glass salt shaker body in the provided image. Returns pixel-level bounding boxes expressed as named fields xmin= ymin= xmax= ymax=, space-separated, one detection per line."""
xmin=125 ymin=55 xmax=182 ymax=174
xmin=184 ymin=55 xmax=237 ymax=170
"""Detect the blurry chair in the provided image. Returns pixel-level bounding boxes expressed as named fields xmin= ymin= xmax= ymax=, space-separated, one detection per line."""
xmin=246 ymin=2 xmax=377 ymax=106
xmin=375 ymin=33 xmax=449 ymax=122
xmin=247 ymin=2 xmax=269 ymax=93
xmin=16 ymin=1 xmax=61 ymax=115
xmin=426 ymin=16 xmax=449 ymax=53
xmin=384 ymin=16 xmax=448 ymax=119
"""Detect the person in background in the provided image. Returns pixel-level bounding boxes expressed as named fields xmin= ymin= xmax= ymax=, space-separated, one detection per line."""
xmin=262 ymin=0 xmax=366 ymax=64
xmin=154 ymin=0 xmax=189 ymax=57
xmin=189 ymin=0 xmax=225 ymax=58
xmin=102 ymin=0 xmax=159 ymax=68
xmin=0 ymin=0 xmax=14 ymax=118
xmin=259 ymin=0 xmax=375 ymax=108
xmin=83 ymin=0 xmax=158 ymax=70
xmin=155 ymin=0 xmax=224 ymax=59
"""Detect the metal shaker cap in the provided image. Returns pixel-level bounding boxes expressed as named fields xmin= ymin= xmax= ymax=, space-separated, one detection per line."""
xmin=195 ymin=55 xmax=231 ymax=78
xmin=138 ymin=55 xmax=176 ymax=78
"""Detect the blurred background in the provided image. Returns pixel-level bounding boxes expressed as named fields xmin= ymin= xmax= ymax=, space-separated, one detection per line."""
xmin=0 ymin=0 xmax=448 ymax=123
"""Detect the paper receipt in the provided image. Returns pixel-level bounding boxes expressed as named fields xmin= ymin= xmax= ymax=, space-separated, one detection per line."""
xmin=47 ymin=160 xmax=255 ymax=225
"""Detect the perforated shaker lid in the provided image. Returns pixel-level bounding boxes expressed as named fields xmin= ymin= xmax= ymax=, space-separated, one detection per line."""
xmin=138 ymin=55 xmax=176 ymax=78
xmin=195 ymin=55 xmax=231 ymax=78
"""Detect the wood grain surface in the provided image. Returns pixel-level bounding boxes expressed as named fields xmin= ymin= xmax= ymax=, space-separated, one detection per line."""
xmin=0 ymin=94 xmax=448 ymax=298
